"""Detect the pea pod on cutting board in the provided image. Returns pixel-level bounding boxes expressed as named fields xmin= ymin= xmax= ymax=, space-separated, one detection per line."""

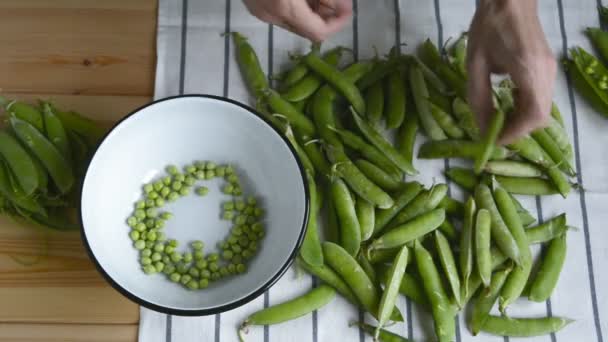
xmin=42 ymin=102 xmax=72 ymax=164
xmin=0 ymin=131 xmax=40 ymax=196
xmin=3 ymin=99 xmax=45 ymax=132
xmin=10 ymin=117 xmax=74 ymax=195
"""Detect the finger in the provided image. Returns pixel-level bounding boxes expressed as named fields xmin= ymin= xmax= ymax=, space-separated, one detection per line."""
xmin=498 ymin=79 xmax=549 ymax=145
xmin=499 ymin=60 xmax=555 ymax=145
xmin=467 ymin=52 xmax=494 ymax=134
xmin=284 ymin=0 xmax=352 ymax=42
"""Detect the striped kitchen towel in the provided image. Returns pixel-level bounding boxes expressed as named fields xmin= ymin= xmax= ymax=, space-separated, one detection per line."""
xmin=141 ymin=0 xmax=607 ymax=341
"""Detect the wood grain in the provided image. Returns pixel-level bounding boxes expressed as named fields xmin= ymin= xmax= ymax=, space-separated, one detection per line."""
xmin=0 ymin=323 xmax=138 ymax=342
xmin=0 ymin=0 xmax=157 ymax=96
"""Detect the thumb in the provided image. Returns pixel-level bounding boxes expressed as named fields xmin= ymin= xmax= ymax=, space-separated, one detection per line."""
xmin=466 ymin=54 xmax=494 ymax=134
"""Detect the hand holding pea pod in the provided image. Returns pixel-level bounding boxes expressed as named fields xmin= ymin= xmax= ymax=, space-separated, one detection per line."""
xmin=468 ymin=0 xmax=556 ymax=144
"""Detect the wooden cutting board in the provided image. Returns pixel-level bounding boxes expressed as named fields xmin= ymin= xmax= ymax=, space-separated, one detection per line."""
xmin=0 ymin=0 xmax=157 ymax=340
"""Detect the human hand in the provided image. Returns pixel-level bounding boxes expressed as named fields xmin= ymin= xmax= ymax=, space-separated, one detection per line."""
xmin=467 ymin=0 xmax=557 ymax=144
xmin=242 ymin=0 xmax=352 ymax=42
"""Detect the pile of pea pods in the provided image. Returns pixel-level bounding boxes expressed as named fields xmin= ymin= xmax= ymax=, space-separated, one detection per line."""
xmin=233 ymin=31 xmax=575 ymax=341
xmin=565 ymin=5 xmax=608 ymax=118
xmin=0 ymin=97 xmax=103 ymax=230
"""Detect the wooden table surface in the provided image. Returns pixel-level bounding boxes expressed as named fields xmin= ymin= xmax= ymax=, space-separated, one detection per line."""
xmin=0 ymin=1 xmax=157 ymax=340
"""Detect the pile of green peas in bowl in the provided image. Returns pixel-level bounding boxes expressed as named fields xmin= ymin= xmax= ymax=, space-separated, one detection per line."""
xmin=126 ymin=160 xmax=267 ymax=291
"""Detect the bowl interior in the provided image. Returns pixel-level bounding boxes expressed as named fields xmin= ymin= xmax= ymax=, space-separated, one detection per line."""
xmin=81 ymin=95 xmax=308 ymax=313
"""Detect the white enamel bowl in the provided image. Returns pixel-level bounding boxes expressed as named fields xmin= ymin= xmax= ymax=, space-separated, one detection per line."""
xmin=80 ymin=95 xmax=309 ymax=315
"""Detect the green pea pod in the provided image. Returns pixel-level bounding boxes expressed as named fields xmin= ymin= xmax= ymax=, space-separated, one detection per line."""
xmin=388 ymin=183 xmax=447 ymax=228
xmin=265 ymin=89 xmax=316 ymax=138
xmin=452 ymin=97 xmax=480 ymax=140
xmin=385 ymin=68 xmax=407 ymax=129
xmin=444 ymin=167 xmax=478 ymax=190
xmin=528 ymin=234 xmax=567 ymax=303
xmin=376 ymin=246 xmax=409 ymax=338
xmin=435 ymin=230 xmax=461 ymax=307
xmin=298 ymin=257 xmax=358 ymax=305
xmin=419 ymin=139 xmax=510 ymax=160
xmin=42 ymin=102 xmax=71 ymax=163
xmin=365 ymin=80 xmax=385 ymax=124
xmin=354 ymin=322 xmax=413 ymax=342
xmin=282 ymin=45 xmax=319 ymax=88
xmin=396 ymin=105 xmax=419 ymax=168
xmin=67 ymin=130 xmax=90 ymax=178
xmin=494 ymin=175 xmax=559 ymax=196
xmin=418 ymin=38 xmax=442 ymax=68
xmin=494 ymin=184 xmax=532 ymax=312
xmin=369 ymin=208 xmax=445 ymax=251
xmin=302 ymin=51 xmax=366 ymax=114
xmin=284 ymin=127 xmax=315 ymax=175
xmin=586 ymin=27 xmax=608 ymax=63
xmin=374 ymin=181 xmax=423 ymax=235
xmin=396 ymin=271 xmax=428 ymax=307
xmin=436 ymin=62 xmax=467 ymax=99
xmin=0 ymin=131 xmax=39 ymax=196
xmin=331 ymin=127 xmax=402 ymax=178
xmin=350 ymin=108 xmax=417 ymax=175
xmin=312 ymin=61 xmax=374 ymax=149
xmin=439 ymin=196 xmax=464 ymax=217
xmin=231 ymin=32 xmax=269 ymax=98
xmin=301 ymin=139 xmax=330 ymax=177
xmin=10 ymin=117 xmax=74 ymax=195
xmin=566 ymin=48 xmax=608 ymax=117
xmin=525 ymin=213 xmax=568 ymax=244
xmin=474 ymin=109 xmax=505 ymax=174
xmin=31 ymin=154 xmax=49 ymax=193
xmin=428 ymin=82 xmax=454 ymax=114
xmin=413 ymin=57 xmax=450 ymax=95
xmin=470 ymin=266 xmax=513 ymax=335
xmin=282 ymin=47 xmax=346 ymax=102
xmin=54 ymin=110 xmax=105 ymax=146
xmin=355 ymin=159 xmax=401 ymax=193
xmin=460 ymin=197 xmax=475 ymax=300
xmin=367 ymin=247 xmax=399 ymax=264
xmin=325 ymin=189 xmax=340 ymax=244
xmin=484 ymin=160 xmax=544 ymax=178
xmin=449 ymin=34 xmax=467 ymax=77
xmin=479 ymin=316 xmax=573 ymax=337
xmin=239 ymin=285 xmax=335 ymax=335
xmin=5 ymin=100 xmax=45 ymax=132
xmin=475 ymin=208 xmax=492 ymax=287
xmin=530 ymin=129 xmax=575 ymax=176
xmin=329 ymin=151 xmax=394 ymax=209
xmin=300 ymin=171 xmax=323 ymax=267
xmin=331 ymin=178 xmax=361 ymax=256
xmin=438 ymin=219 xmax=458 ymax=240
xmin=475 ymin=184 xmax=520 ymax=265
xmin=414 ymin=240 xmax=456 ymax=342
xmin=428 ymin=101 xmax=465 ymax=139
xmin=0 ymin=162 xmax=46 ymax=216
xmin=291 ymin=100 xmax=307 ymax=113
xmin=322 ymin=242 xmax=380 ymax=315
xmin=355 ymin=195 xmax=375 ymax=242
xmin=410 ymin=66 xmax=448 ymax=140
xmin=357 ymin=58 xmax=402 ymax=90
xmin=357 ymin=252 xmax=378 ymax=285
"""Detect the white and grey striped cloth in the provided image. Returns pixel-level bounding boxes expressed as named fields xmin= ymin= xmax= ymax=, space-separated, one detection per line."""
xmin=141 ymin=0 xmax=607 ymax=341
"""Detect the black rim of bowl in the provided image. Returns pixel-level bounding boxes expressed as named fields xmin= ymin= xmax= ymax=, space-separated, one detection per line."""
xmin=79 ymin=94 xmax=310 ymax=316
